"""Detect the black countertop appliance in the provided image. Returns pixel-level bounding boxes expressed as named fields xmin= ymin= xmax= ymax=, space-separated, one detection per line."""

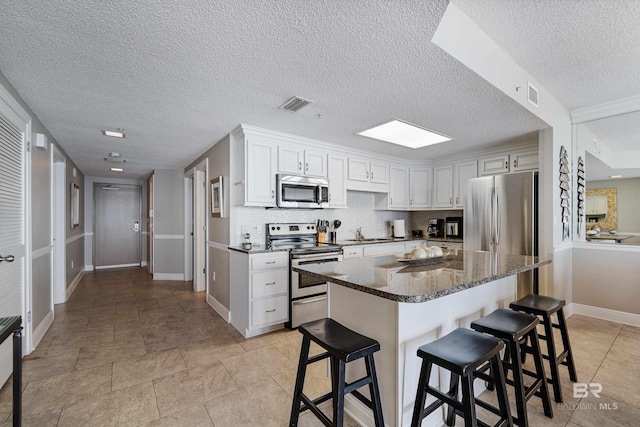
xmin=445 ymin=216 xmax=463 ymax=239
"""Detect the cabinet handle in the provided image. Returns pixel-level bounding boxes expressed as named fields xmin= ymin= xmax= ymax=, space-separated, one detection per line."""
xmin=265 ymin=261 xmax=276 ymax=265
xmin=366 ymin=171 xmax=369 ymax=179
xmin=305 ymin=162 xmax=309 ymax=172
xmin=505 ymin=160 xmax=508 ymax=169
xmin=371 ymin=171 xmax=374 ymax=180
xmin=390 ymin=197 xmax=393 ymax=204
xmin=456 ymin=197 xmax=459 ymax=204
xmin=298 ymin=161 xmax=302 ymax=170
xmin=265 ymin=282 xmax=276 ymax=286
xmin=265 ymin=309 xmax=276 ymax=313
xmin=328 ymin=193 xmax=332 ymax=202
xmin=450 ymin=197 xmax=452 ymax=205
xmin=513 ymin=159 xmax=517 ymax=168
xmin=271 ymin=190 xmax=275 ymax=199
xmin=410 ymin=198 xmax=413 ymax=205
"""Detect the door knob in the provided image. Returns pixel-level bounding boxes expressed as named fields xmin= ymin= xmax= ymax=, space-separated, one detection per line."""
xmin=0 ymin=255 xmax=15 ymax=263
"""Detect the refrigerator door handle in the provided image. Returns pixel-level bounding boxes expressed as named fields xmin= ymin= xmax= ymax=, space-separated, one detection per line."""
xmin=491 ymin=187 xmax=496 ymax=246
xmin=495 ymin=187 xmax=501 ymax=245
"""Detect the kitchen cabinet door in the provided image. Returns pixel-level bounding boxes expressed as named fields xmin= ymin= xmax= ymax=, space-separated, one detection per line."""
xmin=370 ymin=161 xmax=389 ymax=185
xmin=348 ymin=158 xmax=369 ymax=182
xmin=277 ymin=144 xmax=304 ymax=175
xmin=246 ymin=139 xmax=277 ymax=206
xmin=304 ymin=150 xmax=327 ymax=177
xmin=479 ymin=155 xmax=510 ymax=176
xmin=511 ymin=150 xmax=539 ymax=172
xmin=433 ymin=165 xmax=453 ymax=208
xmin=389 ymin=166 xmax=409 ymax=209
xmin=454 ymin=161 xmax=477 ymax=208
xmin=409 ymin=167 xmax=432 ymax=209
xmin=328 ymin=154 xmax=348 ymax=208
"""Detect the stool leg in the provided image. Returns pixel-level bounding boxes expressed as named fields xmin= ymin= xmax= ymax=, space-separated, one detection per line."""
xmin=289 ymin=337 xmax=311 ymax=427
xmin=460 ymin=373 xmax=477 ymax=427
xmin=508 ymin=339 xmax=529 ymax=427
xmin=490 ymin=354 xmax=512 ymax=427
xmin=542 ymin=314 xmax=563 ymax=403
xmin=445 ymin=372 xmax=459 ymax=426
xmin=411 ymin=359 xmax=433 ymax=427
xmin=529 ymin=330 xmax=553 ymax=418
xmin=557 ymin=309 xmax=578 ymax=382
xmin=365 ymin=354 xmax=385 ymax=427
xmin=13 ymin=328 xmax=22 ymax=427
xmin=332 ymin=358 xmax=346 ymax=427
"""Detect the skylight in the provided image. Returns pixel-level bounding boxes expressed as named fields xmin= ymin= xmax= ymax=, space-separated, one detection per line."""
xmin=356 ymin=119 xmax=452 ymax=149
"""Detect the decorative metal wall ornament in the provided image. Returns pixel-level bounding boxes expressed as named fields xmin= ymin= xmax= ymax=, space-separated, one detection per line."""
xmin=560 ymin=146 xmax=570 ymax=240
xmin=576 ymin=157 xmax=585 ymax=237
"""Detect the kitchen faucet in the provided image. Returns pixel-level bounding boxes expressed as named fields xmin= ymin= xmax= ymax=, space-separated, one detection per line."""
xmin=355 ymin=227 xmax=365 ymax=241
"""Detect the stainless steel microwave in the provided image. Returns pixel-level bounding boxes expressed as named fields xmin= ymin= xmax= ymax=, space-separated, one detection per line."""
xmin=276 ymin=174 xmax=329 ymax=208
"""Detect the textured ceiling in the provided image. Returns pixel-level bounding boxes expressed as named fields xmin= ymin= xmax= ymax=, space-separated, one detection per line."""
xmin=0 ymin=0 xmax=548 ymax=178
xmin=453 ymin=0 xmax=640 ymax=111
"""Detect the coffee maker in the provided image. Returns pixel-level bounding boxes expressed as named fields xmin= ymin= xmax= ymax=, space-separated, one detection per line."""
xmin=427 ymin=219 xmax=445 ymax=237
xmin=445 ymin=216 xmax=463 ymax=238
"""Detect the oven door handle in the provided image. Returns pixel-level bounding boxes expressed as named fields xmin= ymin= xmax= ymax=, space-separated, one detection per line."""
xmin=291 ymin=252 xmax=343 ymax=261
xmin=292 ymin=296 xmax=327 ymax=305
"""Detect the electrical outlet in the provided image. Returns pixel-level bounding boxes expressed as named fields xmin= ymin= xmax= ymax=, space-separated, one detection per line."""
xmin=212 ymin=271 xmax=216 ymax=282
xmin=241 ymin=224 xmax=249 ymax=235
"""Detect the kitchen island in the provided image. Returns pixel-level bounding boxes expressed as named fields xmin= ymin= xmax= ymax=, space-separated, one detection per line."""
xmin=293 ymin=250 xmax=551 ymax=427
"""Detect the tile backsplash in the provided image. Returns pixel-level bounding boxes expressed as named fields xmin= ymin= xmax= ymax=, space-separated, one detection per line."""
xmin=235 ymin=191 xmax=410 ymax=246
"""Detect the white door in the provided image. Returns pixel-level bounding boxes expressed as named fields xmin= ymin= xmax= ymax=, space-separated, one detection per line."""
xmin=193 ymin=167 xmax=206 ymax=292
xmin=94 ymin=184 xmax=142 ymax=269
xmin=0 ymin=91 xmax=30 ymax=385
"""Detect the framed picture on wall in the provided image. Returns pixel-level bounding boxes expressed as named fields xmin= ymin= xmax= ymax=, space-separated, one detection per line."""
xmin=71 ymin=182 xmax=80 ymax=227
xmin=211 ymin=176 xmax=223 ymax=217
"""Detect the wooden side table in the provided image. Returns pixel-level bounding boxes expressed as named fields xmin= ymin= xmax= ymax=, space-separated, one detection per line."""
xmin=0 ymin=316 xmax=22 ymax=427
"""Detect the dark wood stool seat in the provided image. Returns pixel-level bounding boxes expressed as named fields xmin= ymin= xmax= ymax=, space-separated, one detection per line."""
xmin=510 ymin=294 xmax=578 ymax=403
xmin=411 ymin=328 xmax=512 ymax=427
xmin=472 ymin=309 xmax=553 ymax=427
xmin=289 ymin=318 xmax=384 ymax=427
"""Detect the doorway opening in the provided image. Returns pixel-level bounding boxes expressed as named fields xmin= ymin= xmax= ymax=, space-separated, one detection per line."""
xmin=52 ymin=146 xmax=66 ymax=303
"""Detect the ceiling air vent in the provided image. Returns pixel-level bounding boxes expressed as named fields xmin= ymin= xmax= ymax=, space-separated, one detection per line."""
xmin=527 ymin=82 xmax=539 ymax=108
xmin=279 ymin=96 xmax=313 ymax=112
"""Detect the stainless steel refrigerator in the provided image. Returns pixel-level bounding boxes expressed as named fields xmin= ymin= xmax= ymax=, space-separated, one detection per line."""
xmin=463 ymin=171 xmax=538 ymax=298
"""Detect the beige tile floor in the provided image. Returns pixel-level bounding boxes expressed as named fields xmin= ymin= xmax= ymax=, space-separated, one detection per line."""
xmin=0 ymin=267 xmax=638 ymax=426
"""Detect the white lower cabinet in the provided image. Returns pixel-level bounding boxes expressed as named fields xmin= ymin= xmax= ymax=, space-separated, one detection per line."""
xmin=343 ymin=246 xmax=363 ymax=259
xmin=230 ymin=251 xmax=289 ymax=338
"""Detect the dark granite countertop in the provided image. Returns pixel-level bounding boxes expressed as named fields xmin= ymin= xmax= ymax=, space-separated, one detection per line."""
xmin=337 ymin=236 xmax=463 ymax=246
xmin=292 ymin=250 xmax=551 ymax=303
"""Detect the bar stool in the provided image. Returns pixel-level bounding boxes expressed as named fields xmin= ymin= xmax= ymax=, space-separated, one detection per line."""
xmin=411 ymin=328 xmax=512 ymax=427
xmin=510 ymin=294 xmax=578 ymax=403
xmin=471 ymin=309 xmax=553 ymax=427
xmin=289 ymin=318 xmax=384 ymax=427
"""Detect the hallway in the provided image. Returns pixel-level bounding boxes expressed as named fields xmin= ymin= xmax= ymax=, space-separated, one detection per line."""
xmin=0 ymin=268 xmax=639 ymax=426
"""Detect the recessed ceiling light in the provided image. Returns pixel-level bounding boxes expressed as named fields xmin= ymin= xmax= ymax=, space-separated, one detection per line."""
xmin=610 ymin=174 xmax=623 ymax=178
xmin=110 ymin=167 xmax=123 ymax=172
xmin=356 ymin=119 xmax=452 ymax=149
xmin=102 ymin=129 xmax=126 ymax=138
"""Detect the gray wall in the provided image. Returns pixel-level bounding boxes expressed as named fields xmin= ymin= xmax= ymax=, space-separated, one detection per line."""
xmin=152 ymin=169 xmax=185 ymax=275
xmin=587 ymin=177 xmax=640 ymax=232
xmin=185 ymin=136 xmax=231 ymax=306
xmin=0 ymin=70 xmax=85 ymax=346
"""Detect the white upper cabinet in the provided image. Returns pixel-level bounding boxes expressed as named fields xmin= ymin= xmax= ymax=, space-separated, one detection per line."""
xmin=433 ymin=165 xmax=454 ymax=208
xmin=479 ymin=154 xmax=510 ymax=176
xmin=409 ymin=167 xmax=432 ymax=209
xmin=511 ymin=150 xmax=539 ymax=172
xmin=347 ymin=157 xmax=389 ymax=192
xmin=454 ymin=161 xmax=477 ymax=208
xmin=277 ymin=145 xmax=327 ymax=177
xmin=388 ymin=166 xmax=409 ymax=209
xmin=479 ymin=149 xmax=538 ymax=176
xmin=304 ymin=149 xmax=327 ymax=177
xmin=328 ymin=154 xmax=348 ymax=208
xmin=277 ymin=145 xmax=304 ymax=174
xmin=246 ymin=139 xmax=277 ymax=207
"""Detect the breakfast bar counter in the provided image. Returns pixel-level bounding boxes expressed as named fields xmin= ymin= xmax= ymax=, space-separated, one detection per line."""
xmin=293 ymin=251 xmax=551 ymax=427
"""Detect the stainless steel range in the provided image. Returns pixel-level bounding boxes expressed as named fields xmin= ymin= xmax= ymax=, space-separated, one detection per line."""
xmin=266 ymin=223 xmax=343 ymax=328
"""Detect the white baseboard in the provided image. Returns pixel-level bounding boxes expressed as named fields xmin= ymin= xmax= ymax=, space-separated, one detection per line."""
xmin=206 ymin=294 xmax=231 ymax=322
xmin=66 ymin=269 xmax=85 ymax=300
xmin=570 ymin=303 xmax=640 ymax=327
xmin=153 ymin=273 xmax=185 ymax=281
xmin=32 ymin=311 xmax=54 ymax=350
xmin=85 ymin=264 xmax=94 ymax=271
